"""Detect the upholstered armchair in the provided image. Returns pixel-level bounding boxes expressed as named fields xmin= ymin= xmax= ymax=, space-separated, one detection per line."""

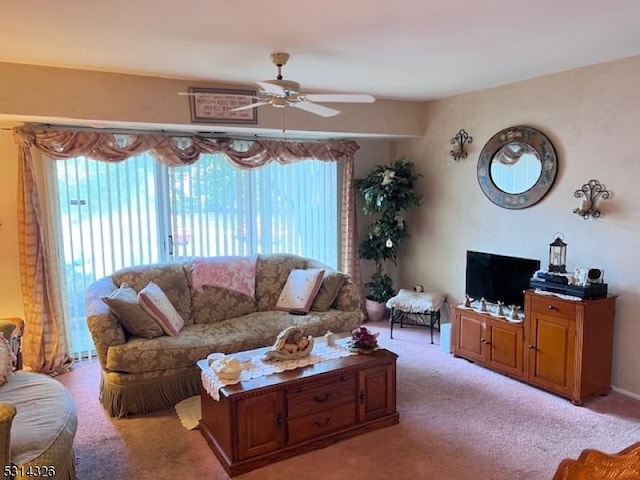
xmin=0 ymin=318 xmax=23 ymax=370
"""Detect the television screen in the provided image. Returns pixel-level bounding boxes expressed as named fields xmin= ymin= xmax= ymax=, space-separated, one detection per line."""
xmin=465 ymin=251 xmax=540 ymax=307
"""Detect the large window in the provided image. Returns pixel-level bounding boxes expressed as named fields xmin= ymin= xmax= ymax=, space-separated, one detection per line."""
xmin=52 ymin=152 xmax=338 ymax=356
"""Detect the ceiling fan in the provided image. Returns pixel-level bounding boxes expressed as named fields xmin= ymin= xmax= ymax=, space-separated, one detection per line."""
xmin=231 ymin=52 xmax=375 ymax=117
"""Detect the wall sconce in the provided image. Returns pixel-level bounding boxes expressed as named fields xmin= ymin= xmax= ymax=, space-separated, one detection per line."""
xmin=449 ymin=129 xmax=473 ymax=162
xmin=573 ymin=179 xmax=610 ymax=219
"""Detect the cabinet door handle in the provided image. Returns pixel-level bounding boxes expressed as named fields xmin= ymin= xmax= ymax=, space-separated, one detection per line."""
xmin=547 ymin=305 xmax=558 ymax=311
xmin=314 ymin=416 xmax=331 ymax=428
xmin=276 ymin=412 xmax=283 ymax=426
xmin=528 ymin=345 xmax=536 ymax=350
xmin=313 ymin=392 xmax=331 ymax=403
xmin=359 ymin=391 xmax=366 ymax=404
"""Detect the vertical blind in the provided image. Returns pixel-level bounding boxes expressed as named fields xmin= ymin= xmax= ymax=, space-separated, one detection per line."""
xmin=52 ymin=152 xmax=338 ymax=357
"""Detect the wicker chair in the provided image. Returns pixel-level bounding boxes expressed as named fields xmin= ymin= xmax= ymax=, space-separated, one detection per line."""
xmin=552 ymin=443 xmax=640 ymax=480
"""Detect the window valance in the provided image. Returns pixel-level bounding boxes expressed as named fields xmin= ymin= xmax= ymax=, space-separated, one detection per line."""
xmin=13 ymin=127 xmax=360 ymax=168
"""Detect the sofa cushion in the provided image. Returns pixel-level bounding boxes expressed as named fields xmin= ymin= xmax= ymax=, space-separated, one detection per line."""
xmin=185 ymin=262 xmax=257 ymax=324
xmin=138 ymin=282 xmax=184 ymax=336
xmin=112 ymin=263 xmax=194 ymax=325
xmin=0 ymin=372 xmax=77 ymax=467
xmin=105 ymin=309 xmax=364 ymax=374
xmin=312 ymin=271 xmax=349 ymax=311
xmin=275 ymin=268 xmax=325 ymax=313
xmin=102 ymin=283 xmax=164 ymax=339
xmin=255 ymin=254 xmax=306 ymax=311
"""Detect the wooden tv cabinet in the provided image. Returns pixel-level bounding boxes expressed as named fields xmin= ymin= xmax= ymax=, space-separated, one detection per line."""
xmin=450 ymin=290 xmax=616 ymax=405
xmin=199 ymin=348 xmax=398 ymax=476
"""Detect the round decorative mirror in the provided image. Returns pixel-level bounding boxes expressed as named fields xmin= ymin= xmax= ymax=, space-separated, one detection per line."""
xmin=477 ymin=126 xmax=557 ymax=209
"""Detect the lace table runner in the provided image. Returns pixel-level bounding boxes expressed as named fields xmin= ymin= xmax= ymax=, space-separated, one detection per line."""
xmin=198 ymin=338 xmax=355 ymax=401
xmin=533 ymin=288 xmax=582 ymax=301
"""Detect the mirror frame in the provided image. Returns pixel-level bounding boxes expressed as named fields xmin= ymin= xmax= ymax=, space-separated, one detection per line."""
xmin=477 ymin=125 xmax=557 ymax=209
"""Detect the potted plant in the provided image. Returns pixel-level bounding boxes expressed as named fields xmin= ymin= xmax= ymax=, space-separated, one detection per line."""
xmin=355 ymin=157 xmax=422 ymax=321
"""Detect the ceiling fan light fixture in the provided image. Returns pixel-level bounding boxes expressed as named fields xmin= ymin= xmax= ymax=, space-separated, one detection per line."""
xmin=269 ymin=52 xmax=290 ymax=67
xmin=271 ymin=97 xmax=288 ymax=108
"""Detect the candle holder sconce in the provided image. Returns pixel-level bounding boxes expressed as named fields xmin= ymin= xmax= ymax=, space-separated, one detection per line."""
xmin=450 ymin=129 xmax=473 ymax=162
xmin=573 ymin=179 xmax=610 ymax=219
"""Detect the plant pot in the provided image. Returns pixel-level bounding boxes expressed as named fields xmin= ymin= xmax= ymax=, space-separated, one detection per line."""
xmin=365 ymin=298 xmax=388 ymax=322
xmin=349 ymin=346 xmax=379 ymax=355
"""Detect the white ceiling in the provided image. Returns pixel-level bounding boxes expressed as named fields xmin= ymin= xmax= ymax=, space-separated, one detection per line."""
xmin=1 ymin=0 xmax=640 ymax=101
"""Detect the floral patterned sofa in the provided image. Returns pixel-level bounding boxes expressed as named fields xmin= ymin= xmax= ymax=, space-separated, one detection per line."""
xmin=85 ymin=254 xmax=363 ymax=417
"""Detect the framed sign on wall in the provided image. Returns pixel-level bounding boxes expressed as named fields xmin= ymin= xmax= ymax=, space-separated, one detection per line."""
xmin=188 ymin=87 xmax=258 ymax=124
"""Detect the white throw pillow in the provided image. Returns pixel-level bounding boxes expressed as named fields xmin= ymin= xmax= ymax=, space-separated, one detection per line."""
xmin=275 ymin=269 xmax=325 ymax=314
xmin=138 ymin=282 xmax=184 ymax=336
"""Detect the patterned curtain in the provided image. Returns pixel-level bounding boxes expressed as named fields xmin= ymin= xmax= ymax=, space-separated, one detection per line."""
xmin=340 ymin=156 xmax=362 ymax=305
xmin=12 ymin=127 xmax=362 ymax=373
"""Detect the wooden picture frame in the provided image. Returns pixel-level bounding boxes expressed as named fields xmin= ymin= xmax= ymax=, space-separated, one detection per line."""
xmin=188 ymin=87 xmax=258 ymax=124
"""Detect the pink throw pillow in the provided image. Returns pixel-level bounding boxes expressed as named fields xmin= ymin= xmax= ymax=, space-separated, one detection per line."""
xmin=138 ymin=282 xmax=184 ymax=336
xmin=191 ymin=256 xmax=257 ymax=298
xmin=275 ymin=269 xmax=325 ymax=314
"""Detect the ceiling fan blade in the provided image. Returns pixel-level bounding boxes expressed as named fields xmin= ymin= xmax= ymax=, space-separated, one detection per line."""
xmin=291 ymin=101 xmax=341 ymax=117
xmin=230 ymin=101 xmax=270 ymax=112
xmin=303 ymin=93 xmax=375 ymax=103
xmin=257 ymin=81 xmax=286 ymax=96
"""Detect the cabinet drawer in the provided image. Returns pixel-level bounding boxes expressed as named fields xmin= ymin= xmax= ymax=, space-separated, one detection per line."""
xmin=287 ymin=403 xmax=356 ymax=444
xmin=530 ymin=295 xmax=577 ymax=319
xmin=287 ymin=375 xmax=356 ymax=418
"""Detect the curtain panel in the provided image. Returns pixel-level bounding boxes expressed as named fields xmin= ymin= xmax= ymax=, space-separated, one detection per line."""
xmin=13 ymin=126 xmax=362 ymax=373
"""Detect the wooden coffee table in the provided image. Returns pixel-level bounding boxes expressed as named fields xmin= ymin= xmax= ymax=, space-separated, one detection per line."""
xmin=198 ymin=345 xmax=399 ymax=476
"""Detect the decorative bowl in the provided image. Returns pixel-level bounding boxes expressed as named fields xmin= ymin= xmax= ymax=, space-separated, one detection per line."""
xmin=207 ymin=352 xmax=226 ymax=367
xmin=262 ymin=326 xmax=314 ymax=361
xmin=211 ymin=357 xmax=242 ymax=381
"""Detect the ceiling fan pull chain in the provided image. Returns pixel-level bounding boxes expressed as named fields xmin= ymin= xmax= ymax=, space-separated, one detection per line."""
xmin=282 ymin=108 xmax=287 ymax=140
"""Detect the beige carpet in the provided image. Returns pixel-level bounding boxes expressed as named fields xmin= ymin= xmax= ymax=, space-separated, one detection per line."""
xmin=57 ymin=320 xmax=640 ymax=480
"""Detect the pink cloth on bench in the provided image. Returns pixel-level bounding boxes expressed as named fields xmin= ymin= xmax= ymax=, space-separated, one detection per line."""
xmin=192 ymin=256 xmax=258 ymax=298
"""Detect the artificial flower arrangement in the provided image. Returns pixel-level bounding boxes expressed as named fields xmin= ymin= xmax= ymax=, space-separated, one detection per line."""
xmin=350 ymin=326 xmax=380 ymax=352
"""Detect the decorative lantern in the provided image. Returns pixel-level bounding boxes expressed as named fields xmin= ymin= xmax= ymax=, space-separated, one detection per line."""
xmin=548 ymin=236 xmax=567 ymax=273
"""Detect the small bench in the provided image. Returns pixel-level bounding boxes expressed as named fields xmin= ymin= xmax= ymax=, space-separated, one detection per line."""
xmin=386 ymin=289 xmax=446 ymax=344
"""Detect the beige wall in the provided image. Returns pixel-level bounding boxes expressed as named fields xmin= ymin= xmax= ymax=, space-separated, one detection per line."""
xmin=394 ymin=55 xmax=640 ymax=398
xmin=0 ymin=131 xmax=22 ymax=317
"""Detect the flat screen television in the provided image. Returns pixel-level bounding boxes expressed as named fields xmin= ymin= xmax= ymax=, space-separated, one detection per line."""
xmin=465 ymin=250 xmax=541 ymax=307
